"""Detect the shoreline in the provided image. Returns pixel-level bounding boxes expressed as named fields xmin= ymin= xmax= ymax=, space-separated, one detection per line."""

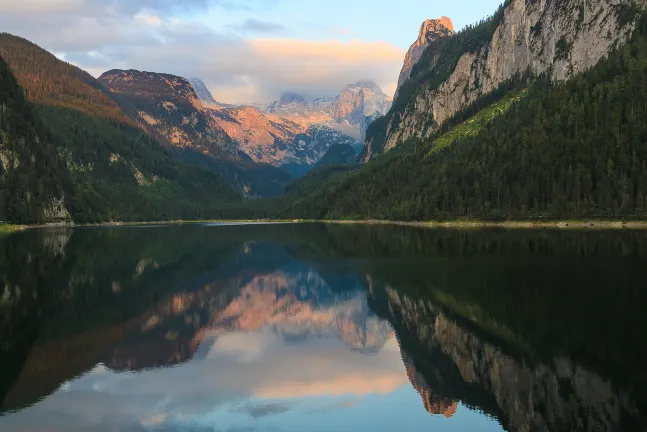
xmin=6 ymin=219 xmax=647 ymax=231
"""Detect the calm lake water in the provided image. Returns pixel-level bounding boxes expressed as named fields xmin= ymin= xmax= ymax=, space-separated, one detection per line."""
xmin=1 ymin=223 xmax=646 ymax=431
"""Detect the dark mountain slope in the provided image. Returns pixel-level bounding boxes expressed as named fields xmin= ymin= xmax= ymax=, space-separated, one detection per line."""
xmin=0 ymin=54 xmax=68 ymax=223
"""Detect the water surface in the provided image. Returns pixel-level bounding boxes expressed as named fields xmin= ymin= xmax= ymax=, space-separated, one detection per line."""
xmin=1 ymin=223 xmax=646 ymax=431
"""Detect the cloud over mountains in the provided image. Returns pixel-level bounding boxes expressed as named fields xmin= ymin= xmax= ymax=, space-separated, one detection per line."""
xmin=0 ymin=0 xmax=403 ymax=103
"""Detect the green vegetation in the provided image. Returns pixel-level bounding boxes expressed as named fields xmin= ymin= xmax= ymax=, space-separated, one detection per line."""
xmin=315 ymin=144 xmax=358 ymax=167
xmin=0 ymin=54 xmax=68 ymax=224
xmin=0 ymin=224 xmax=19 ymax=234
xmin=0 ymin=35 xmax=242 ymax=224
xmin=429 ymin=89 xmax=527 ymax=154
xmin=279 ymin=12 xmax=647 ymax=222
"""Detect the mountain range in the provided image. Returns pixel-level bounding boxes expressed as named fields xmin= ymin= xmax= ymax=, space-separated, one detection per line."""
xmin=2 ymin=0 xmax=647 ymax=224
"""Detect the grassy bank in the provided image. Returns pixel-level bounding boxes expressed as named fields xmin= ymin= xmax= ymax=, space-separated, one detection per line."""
xmin=0 ymin=224 xmax=24 ymax=234
xmin=9 ymin=219 xmax=647 ymax=230
xmin=324 ymin=219 xmax=647 ymax=229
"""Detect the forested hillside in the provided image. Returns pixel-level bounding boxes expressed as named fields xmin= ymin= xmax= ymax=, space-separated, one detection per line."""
xmin=279 ymin=12 xmax=647 ymax=221
xmin=0 ymin=35 xmax=241 ymax=223
xmin=0 ymin=55 xmax=68 ymax=223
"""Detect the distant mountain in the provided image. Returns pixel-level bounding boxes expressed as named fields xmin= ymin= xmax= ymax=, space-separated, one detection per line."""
xmin=0 ymin=34 xmax=240 ymax=223
xmin=265 ymin=81 xmax=392 ymax=140
xmin=185 ymin=80 xmax=367 ymax=177
xmin=188 ymin=77 xmax=218 ymax=106
xmin=99 ymin=69 xmax=292 ymax=198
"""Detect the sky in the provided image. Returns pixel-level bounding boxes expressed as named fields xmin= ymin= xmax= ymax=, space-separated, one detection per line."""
xmin=0 ymin=0 xmax=505 ymax=104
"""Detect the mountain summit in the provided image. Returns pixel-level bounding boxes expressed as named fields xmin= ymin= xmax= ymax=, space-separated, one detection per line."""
xmin=395 ymin=17 xmax=455 ymax=98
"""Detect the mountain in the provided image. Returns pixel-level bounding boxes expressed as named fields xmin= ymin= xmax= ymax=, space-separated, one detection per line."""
xmin=394 ymin=17 xmax=455 ymax=101
xmin=204 ymin=105 xmax=358 ymax=177
xmin=279 ymin=2 xmax=647 ymax=221
xmin=0 ymin=54 xmax=69 ymax=224
xmin=0 ymin=34 xmax=240 ymax=223
xmin=188 ymin=77 xmax=218 ymax=106
xmin=265 ymin=81 xmax=392 ymax=140
xmin=98 ymin=69 xmax=292 ymax=198
xmin=364 ymin=1 xmax=639 ymax=160
xmin=182 ymin=80 xmax=367 ymax=177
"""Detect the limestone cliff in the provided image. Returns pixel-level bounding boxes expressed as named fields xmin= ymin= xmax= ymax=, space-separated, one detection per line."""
xmin=394 ymin=17 xmax=455 ymax=100
xmin=364 ymin=0 xmax=645 ymax=160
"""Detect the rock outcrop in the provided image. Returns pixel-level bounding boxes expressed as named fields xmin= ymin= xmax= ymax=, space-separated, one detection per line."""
xmin=394 ymin=17 xmax=455 ymax=100
xmin=364 ymin=0 xmax=645 ymax=160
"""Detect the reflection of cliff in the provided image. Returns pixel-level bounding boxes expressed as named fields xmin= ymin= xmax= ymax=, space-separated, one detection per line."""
xmin=402 ymin=350 xmax=457 ymax=418
xmin=367 ymin=279 xmax=645 ymax=432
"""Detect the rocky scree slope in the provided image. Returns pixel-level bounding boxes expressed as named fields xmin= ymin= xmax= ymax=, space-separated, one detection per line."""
xmin=364 ymin=0 xmax=645 ymax=160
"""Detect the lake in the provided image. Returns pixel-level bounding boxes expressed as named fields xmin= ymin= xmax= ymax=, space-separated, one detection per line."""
xmin=1 ymin=223 xmax=646 ymax=431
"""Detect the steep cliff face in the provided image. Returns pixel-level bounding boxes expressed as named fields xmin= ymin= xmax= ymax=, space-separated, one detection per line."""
xmin=364 ymin=0 xmax=644 ymax=160
xmin=394 ymin=17 xmax=455 ymax=100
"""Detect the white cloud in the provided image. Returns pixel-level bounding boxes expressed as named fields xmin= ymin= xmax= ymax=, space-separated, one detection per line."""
xmin=0 ymin=0 xmax=404 ymax=103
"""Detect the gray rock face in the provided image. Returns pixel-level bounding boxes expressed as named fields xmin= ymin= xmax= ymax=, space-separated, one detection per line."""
xmin=365 ymin=0 xmax=645 ymax=160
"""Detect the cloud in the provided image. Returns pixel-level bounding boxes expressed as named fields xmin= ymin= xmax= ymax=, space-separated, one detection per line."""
xmin=232 ymin=19 xmax=286 ymax=34
xmin=0 ymin=0 xmax=404 ymax=103
xmin=0 ymin=328 xmax=408 ymax=431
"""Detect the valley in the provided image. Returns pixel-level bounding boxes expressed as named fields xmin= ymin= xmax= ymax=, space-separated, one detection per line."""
xmin=1 ymin=0 xmax=647 ymax=225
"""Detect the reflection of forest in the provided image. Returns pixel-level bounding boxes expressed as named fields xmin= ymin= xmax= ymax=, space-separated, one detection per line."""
xmin=1 ymin=223 xmax=647 ymax=431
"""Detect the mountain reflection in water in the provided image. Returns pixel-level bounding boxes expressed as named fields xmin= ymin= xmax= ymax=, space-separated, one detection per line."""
xmin=0 ymin=223 xmax=646 ymax=431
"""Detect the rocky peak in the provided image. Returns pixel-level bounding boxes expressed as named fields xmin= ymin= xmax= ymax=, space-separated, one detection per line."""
xmin=188 ymin=77 xmax=217 ymax=106
xmin=333 ymin=81 xmax=392 ymax=137
xmin=99 ymin=69 xmax=202 ymax=110
xmin=418 ymin=17 xmax=454 ymax=44
xmin=347 ymin=81 xmax=385 ymax=95
xmin=395 ymin=17 xmax=455 ymax=99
